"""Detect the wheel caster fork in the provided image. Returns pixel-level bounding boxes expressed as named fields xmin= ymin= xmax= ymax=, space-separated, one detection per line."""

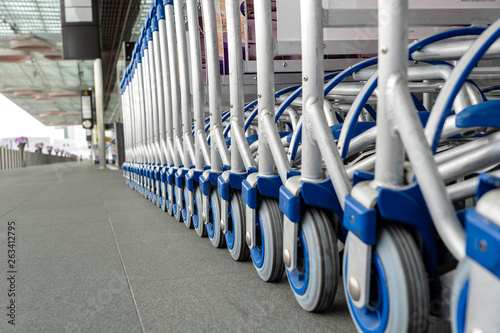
xmin=454 ymin=189 xmax=500 ymax=333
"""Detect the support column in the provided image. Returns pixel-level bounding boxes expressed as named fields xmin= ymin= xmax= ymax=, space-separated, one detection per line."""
xmin=94 ymin=58 xmax=106 ymax=169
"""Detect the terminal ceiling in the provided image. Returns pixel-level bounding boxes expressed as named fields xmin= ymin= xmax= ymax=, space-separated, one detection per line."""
xmin=0 ymin=0 xmax=151 ymax=128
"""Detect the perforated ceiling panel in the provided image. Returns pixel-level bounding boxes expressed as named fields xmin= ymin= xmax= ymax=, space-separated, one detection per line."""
xmin=0 ymin=0 xmax=144 ymax=127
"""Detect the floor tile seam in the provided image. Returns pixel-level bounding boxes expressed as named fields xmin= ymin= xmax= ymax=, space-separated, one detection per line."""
xmin=101 ymin=189 xmax=146 ymax=333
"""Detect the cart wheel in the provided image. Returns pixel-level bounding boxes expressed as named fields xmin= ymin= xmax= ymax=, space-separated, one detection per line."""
xmin=150 ymin=173 xmax=156 ymax=203
xmin=171 ymin=183 xmax=178 ymax=217
xmin=343 ymin=224 xmax=430 ymax=333
xmin=285 ymin=208 xmax=339 ymax=312
xmin=451 ymin=258 xmax=471 ymax=333
xmin=174 ymin=185 xmax=182 ymax=222
xmin=183 ymin=187 xmax=193 ymax=229
xmin=167 ymin=184 xmax=173 ymax=216
xmin=161 ymin=183 xmax=168 ymax=212
xmin=226 ymin=191 xmax=250 ymax=261
xmin=207 ymin=190 xmax=226 ymax=248
xmin=194 ymin=186 xmax=207 ymax=237
xmin=250 ymin=198 xmax=284 ymax=282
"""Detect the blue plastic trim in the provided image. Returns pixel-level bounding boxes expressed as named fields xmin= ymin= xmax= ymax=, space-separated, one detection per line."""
xmin=302 ymin=179 xmax=343 ymax=220
xmin=411 ymin=93 xmax=427 ymax=111
xmin=242 ymin=85 xmax=300 ymax=133
xmin=456 ymin=280 xmax=468 ymax=333
xmin=208 ymin=171 xmax=220 ymax=186
xmin=200 ymin=176 xmax=210 ymax=196
xmin=482 ymin=85 xmax=500 ymax=93
xmin=290 ymin=125 xmax=302 ymax=161
xmin=244 ymin=108 xmax=259 ymax=132
xmin=352 ymin=170 xmax=374 ymax=187
xmin=476 ymin=173 xmax=500 ymax=199
xmin=279 ymin=186 xmax=301 ymax=223
xmin=181 ymin=189 xmax=187 ymax=221
xmin=192 ymin=194 xmax=199 ymax=229
xmin=217 ymin=176 xmax=230 ymax=201
xmin=151 ymin=11 xmax=159 ymax=32
xmin=163 ymin=0 xmax=173 ymax=6
xmin=339 ymin=77 xmax=377 ymax=158
xmin=206 ymin=195 xmax=215 ymax=238
xmin=456 ymin=100 xmax=500 ymax=129
xmin=146 ymin=26 xmax=153 ymax=42
xmin=256 ymin=175 xmax=282 ymax=199
xmin=157 ymin=1 xmax=166 ymax=20
xmin=250 ymin=214 xmax=265 ymax=268
xmin=167 ymin=169 xmax=175 ymax=185
xmin=428 ymin=27 xmax=497 ymax=153
xmin=377 ymin=184 xmax=438 ymax=275
xmin=344 ymin=195 xmax=377 ymax=245
xmin=225 ymin=203 xmax=235 ymax=250
xmin=274 ymin=85 xmax=303 ymax=122
xmin=323 ymin=58 xmax=377 ymax=95
xmin=340 ymin=28 xmax=486 ymax=158
xmin=409 ymin=28 xmax=485 ymax=58
xmin=242 ymin=180 xmax=257 ymax=209
xmin=465 ymin=209 xmax=500 ymax=279
xmin=193 ymin=170 xmax=204 ymax=184
xmin=148 ymin=3 xmax=154 ymax=17
xmin=228 ymin=172 xmax=247 ymax=191
xmin=364 ymin=104 xmax=377 ymax=119
xmin=331 ymin=121 xmax=375 ymax=140
xmin=248 ymin=167 xmax=258 ymax=174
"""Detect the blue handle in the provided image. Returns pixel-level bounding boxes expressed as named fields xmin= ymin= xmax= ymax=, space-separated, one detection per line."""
xmin=157 ymin=0 xmax=166 ymax=20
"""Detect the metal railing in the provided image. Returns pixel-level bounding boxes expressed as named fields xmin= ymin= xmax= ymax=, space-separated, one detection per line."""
xmin=0 ymin=147 xmax=76 ymax=171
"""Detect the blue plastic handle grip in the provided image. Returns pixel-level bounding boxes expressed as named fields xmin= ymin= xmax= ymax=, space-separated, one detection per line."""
xmin=157 ymin=0 xmax=166 ymax=20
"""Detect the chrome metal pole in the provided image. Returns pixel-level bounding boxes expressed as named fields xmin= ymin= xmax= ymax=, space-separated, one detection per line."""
xmin=147 ymin=19 xmax=162 ymax=165
xmin=138 ymin=42 xmax=152 ymax=164
xmin=226 ymin=0 xmax=246 ymax=173
xmin=388 ymin=72 xmax=465 ymax=260
xmin=143 ymin=31 xmax=154 ymax=163
xmin=201 ymin=0 xmax=223 ymax=172
xmin=186 ymin=0 xmax=207 ymax=170
xmin=174 ymin=0 xmax=194 ymax=167
xmin=254 ymin=0 xmax=276 ymax=177
xmin=151 ymin=9 xmax=167 ymax=165
xmin=299 ymin=0 xmax=323 ymax=182
xmin=157 ymin=3 xmax=174 ymax=166
xmin=165 ymin=1 xmax=183 ymax=167
xmin=374 ymin=0 xmax=407 ymax=188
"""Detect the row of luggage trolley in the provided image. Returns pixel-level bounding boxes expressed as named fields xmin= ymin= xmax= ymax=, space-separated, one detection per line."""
xmin=120 ymin=0 xmax=500 ymax=331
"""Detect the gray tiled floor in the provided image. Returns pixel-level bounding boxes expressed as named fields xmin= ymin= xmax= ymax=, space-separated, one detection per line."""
xmin=0 ymin=162 xmax=450 ymax=332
